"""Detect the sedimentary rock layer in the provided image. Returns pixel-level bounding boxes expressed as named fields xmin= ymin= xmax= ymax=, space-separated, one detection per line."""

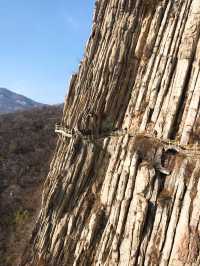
xmin=22 ymin=0 xmax=200 ymax=265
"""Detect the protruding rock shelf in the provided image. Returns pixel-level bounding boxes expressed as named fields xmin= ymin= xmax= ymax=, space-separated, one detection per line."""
xmin=21 ymin=0 xmax=200 ymax=265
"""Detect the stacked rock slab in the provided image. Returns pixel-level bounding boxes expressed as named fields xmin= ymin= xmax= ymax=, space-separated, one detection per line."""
xmin=21 ymin=0 xmax=200 ymax=265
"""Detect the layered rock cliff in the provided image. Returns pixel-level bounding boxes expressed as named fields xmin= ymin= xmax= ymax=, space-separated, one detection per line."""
xmin=22 ymin=0 xmax=200 ymax=265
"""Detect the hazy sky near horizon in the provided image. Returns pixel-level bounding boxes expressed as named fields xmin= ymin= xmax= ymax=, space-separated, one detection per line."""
xmin=0 ymin=1 xmax=95 ymax=104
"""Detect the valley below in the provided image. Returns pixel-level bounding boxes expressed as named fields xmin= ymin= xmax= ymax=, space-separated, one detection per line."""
xmin=0 ymin=106 xmax=62 ymax=266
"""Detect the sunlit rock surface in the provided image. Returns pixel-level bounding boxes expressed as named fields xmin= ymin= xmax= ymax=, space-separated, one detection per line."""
xmin=21 ymin=1 xmax=200 ymax=265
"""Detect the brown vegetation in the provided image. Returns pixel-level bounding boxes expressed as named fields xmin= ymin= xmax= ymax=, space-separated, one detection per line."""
xmin=0 ymin=106 xmax=62 ymax=266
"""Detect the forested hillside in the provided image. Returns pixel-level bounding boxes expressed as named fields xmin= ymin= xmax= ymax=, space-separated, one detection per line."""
xmin=0 ymin=106 xmax=62 ymax=266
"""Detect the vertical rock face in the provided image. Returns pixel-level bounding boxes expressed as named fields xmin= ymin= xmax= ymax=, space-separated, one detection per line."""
xmin=22 ymin=0 xmax=200 ymax=265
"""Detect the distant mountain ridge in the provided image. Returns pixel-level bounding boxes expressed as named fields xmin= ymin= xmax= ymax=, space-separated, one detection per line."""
xmin=0 ymin=88 xmax=44 ymax=113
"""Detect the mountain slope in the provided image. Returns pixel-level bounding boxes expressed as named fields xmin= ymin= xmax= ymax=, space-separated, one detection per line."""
xmin=21 ymin=1 xmax=200 ymax=265
xmin=0 ymin=88 xmax=44 ymax=113
xmin=0 ymin=106 xmax=62 ymax=266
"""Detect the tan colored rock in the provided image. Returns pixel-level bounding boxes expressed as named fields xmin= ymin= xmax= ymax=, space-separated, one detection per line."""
xmin=21 ymin=1 xmax=200 ymax=266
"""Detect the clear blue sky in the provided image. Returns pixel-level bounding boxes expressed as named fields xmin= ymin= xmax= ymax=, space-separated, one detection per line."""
xmin=0 ymin=0 xmax=95 ymax=104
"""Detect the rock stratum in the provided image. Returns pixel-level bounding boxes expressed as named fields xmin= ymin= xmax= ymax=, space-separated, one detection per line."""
xmin=21 ymin=0 xmax=200 ymax=265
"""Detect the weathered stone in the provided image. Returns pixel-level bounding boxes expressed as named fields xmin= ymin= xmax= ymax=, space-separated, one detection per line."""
xmin=21 ymin=1 xmax=200 ymax=265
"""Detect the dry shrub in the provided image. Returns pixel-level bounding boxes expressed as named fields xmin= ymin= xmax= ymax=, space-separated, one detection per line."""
xmin=143 ymin=0 xmax=162 ymax=16
xmin=157 ymin=188 xmax=172 ymax=207
xmin=134 ymin=134 xmax=160 ymax=160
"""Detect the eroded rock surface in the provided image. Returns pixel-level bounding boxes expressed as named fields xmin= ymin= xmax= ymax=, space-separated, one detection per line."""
xmin=21 ymin=1 xmax=200 ymax=265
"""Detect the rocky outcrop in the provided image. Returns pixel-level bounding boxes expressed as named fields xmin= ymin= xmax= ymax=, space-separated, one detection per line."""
xmin=22 ymin=0 xmax=200 ymax=265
